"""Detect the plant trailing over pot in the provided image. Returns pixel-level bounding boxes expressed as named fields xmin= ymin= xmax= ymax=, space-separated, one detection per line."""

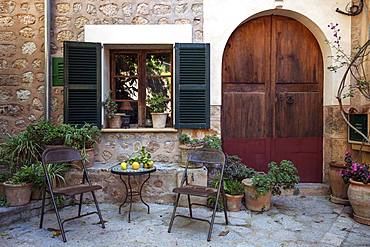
xmin=224 ymin=179 xmax=244 ymax=212
xmin=147 ymin=92 xmax=168 ymax=128
xmin=4 ymin=165 xmax=34 ymax=206
xmin=340 ymin=153 xmax=370 ymax=225
xmin=103 ymin=93 xmax=121 ymax=128
xmin=242 ymin=160 xmax=299 ymax=212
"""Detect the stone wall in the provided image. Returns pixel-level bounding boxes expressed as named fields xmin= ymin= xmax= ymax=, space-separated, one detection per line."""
xmin=50 ymin=0 xmax=204 ymax=123
xmin=0 ymin=1 xmax=45 ymax=139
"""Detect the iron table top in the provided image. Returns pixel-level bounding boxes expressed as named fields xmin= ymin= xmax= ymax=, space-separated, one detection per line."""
xmin=111 ymin=164 xmax=156 ymax=176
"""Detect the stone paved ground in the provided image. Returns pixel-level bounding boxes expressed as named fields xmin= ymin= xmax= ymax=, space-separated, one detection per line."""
xmin=0 ymin=196 xmax=369 ymax=247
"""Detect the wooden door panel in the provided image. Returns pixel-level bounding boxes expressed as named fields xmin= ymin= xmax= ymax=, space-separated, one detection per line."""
xmin=273 ymin=16 xmax=323 ymax=84
xmin=275 ymin=92 xmax=322 ymax=138
xmin=222 ymin=15 xmax=323 ymax=182
xmin=223 ymin=92 xmax=266 ymax=138
xmin=222 ymin=17 xmax=271 ymax=84
xmin=272 ymin=137 xmax=323 ymax=182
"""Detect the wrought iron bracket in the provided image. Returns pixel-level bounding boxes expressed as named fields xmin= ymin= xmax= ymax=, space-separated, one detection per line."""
xmin=336 ymin=0 xmax=364 ymax=16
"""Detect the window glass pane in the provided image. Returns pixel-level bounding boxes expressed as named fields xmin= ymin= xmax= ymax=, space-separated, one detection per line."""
xmin=146 ymin=53 xmax=171 ymax=76
xmin=115 ymin=54 xmax=138 ymax=76
xmin=115 ymin=77 xmax=138 ymax=100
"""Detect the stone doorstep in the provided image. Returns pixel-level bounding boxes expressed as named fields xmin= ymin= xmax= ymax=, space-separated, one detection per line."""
xmin=0 ymin=200 xmax=48 ymax=226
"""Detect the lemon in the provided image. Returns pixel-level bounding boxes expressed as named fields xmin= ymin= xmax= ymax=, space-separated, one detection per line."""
xmin=148 ymin=160 xmax=154 ymax=165
xmin=120 ymin=162 xmax=127 ymax=170
xmin=132 ymin=162 xmax=140 ymax=170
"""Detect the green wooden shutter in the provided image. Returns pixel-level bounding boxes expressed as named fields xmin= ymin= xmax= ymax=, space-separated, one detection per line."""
xmin=64 ymin=41 xmax=102 ymax=128
xmin=52 ymin=57 xmax=64 ymax=86
xmin=175 ymin=43 xmax=210 ymax=129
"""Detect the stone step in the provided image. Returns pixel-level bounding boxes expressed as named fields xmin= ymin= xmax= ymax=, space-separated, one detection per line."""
xmin=0 ymin=200 xmax=43 ymax=226
xmin=280 ymin=183 xmax=330 ymax=196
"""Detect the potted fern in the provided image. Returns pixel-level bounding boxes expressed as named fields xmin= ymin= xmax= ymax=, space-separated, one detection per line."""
xmin=147 ymin=92 xmax=168 ymax=128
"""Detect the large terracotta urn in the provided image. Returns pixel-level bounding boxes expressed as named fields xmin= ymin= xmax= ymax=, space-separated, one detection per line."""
xmin=348 ymin=179 xmax=370 ymax=225
xmin=329 ymin=161 xmax=349 ymax=205
xmin=242 ymin=178 xmax=272 ymax=212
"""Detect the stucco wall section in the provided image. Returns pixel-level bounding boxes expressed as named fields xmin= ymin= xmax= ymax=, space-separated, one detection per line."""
xmin=0 ymin=1 xmax=45 ymax=139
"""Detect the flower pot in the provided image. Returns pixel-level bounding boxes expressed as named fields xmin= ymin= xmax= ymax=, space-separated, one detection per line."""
xmin=242 ymin=178 xmax=272 ymax=212
xmin=108 ymin=115 xmax=121 ymax=128
xmin=329 ymin=161 xmax=349 ymax=205
xmin=4 ymin=182 xmax=32 ymax=206
xmin=31 ymin=187 xmax=42 ymax=200
xmin=151 ymin=113 xmax=167 ymax=128
xmin=226 ymin=194 xmax=243 ymax=212
xmin=179 ymin=144 xmax=203 ymax=169
xmin=84 ymin=148 xmax=95 ymax=168
xmin=348 ymin=179 xmax=370 ymax=225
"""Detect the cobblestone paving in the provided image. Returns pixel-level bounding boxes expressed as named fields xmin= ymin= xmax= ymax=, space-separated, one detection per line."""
xmin=0 ymin=196 xmax=369 ymax=247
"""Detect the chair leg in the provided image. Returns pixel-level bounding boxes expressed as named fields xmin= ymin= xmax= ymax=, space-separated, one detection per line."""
xmin=50 ymin=193 xmax=67 ymax=242
xmin=187 ymin=194 xmax=193 ymax=218
xmin=39 ymin=187 xmax=46 ymax=229
xmin=168 ymin=193 xmax=181 ymax=233
xmin=222 ymin=190 xmax=228 ymax=225
xmin=91 ymin=191 xmax=105 ymax=229
xmin=78 ymin=193 xmax=84 ymax=217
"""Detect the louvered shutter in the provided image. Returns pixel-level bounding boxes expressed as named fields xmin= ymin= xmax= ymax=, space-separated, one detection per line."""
xmin=52 ymin=57 xmax=64 ymax=86
xmin=64 ymin=41 xmax=101 ymax=128
xmin=175 ymin=43 xmax=210 ymax=129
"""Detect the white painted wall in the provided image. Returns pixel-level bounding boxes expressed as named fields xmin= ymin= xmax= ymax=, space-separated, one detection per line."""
xmin=204 ymin=0 xmax=352 ymax=106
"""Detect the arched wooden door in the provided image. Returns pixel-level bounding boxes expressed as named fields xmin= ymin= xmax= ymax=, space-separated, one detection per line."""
xmin=222 ymin=15 xmax=323 ymax=182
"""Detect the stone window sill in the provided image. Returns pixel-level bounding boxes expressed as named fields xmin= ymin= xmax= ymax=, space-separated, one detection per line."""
xmin=101 ymin=128 xmax=178 ymax=133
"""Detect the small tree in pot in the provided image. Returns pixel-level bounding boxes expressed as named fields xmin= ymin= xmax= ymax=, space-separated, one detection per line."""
xmin=103 ymin=94 xmax=121 ymax=128
xmin=147 ymin=92 xmax=168 ymax=128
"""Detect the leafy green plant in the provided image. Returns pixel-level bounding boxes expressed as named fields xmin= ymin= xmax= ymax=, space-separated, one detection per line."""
xmin=26 ymin=121 xmax=64 ymax=146
xmin=224 ymin=179 xmax=244 ymax=195
xmin=268 ymin=160 xmax=300 ymax=195
xmin=8 ymin=165 xmax=35 ymax=185
xmin=252 ymin=172 xmax=274 ymax=196
xmin=179 ymin=134 xmax=222 ymax=150
xmin=103 ymin=94 xmax=118 ymax=119
xmin=0 ymin=195 xmax=7 ymax=207
xmin=147 ymin=92 xmax=168 ymax=113
xmin=127 ymin=146 xmax=153 ymax=165
xmin=224 ymin=155 xmax=256 ymax=182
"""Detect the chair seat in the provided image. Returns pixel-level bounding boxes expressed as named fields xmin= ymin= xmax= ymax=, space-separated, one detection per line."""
xmin=53 ymin=184 xmax=102 ymax=196
xmin=173 ymin=185 xmax=217 ymax=197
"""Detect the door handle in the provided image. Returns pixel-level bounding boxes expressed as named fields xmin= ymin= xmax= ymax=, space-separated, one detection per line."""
xmin=286 ymin=95 xmax=294 ymax=104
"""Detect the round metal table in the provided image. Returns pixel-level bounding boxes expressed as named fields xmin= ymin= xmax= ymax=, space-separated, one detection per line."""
xmin=111 ymin=164 xmax=156 ymax=223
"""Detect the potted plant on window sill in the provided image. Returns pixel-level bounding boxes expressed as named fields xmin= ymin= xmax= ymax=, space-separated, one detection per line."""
xmin=147 ymin=92 xmax=168 ymax=128
xmin=104 ymin=94 xmax=121 ymax=128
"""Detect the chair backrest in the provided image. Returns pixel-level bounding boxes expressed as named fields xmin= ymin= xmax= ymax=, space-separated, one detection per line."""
xmin=187 ymin=149 xmax=225 ymax=169
xmin=42 ymin=147 xmax=82 ymax=165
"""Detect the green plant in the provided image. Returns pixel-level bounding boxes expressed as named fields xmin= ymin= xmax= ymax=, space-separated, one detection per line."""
xmin=224 ymin=155 xmax=256 ymax=182
xmin=127 ymin=146 xmax=153 ymax=165
xmin=8 ymin=165 xmax=34 ymax=185
xmin=224 ymin=179 xmax=244 ymax=195
xmin=202 ymin=135 xmax=221 ymax=150
xmin=147 ymin=92 xmax=168 ymax=113
xmin=64 ymin=123 xmax=101 ymax=150
xmin=103 ymin=94 xmax=118 ymax=119
xmin=252 ymin=172 xmax=274 ymax=196
xmin=268 ymin=160 xmax=300 ymax=195
xmin=0 ymin=195 xmax=7 ymax=207
xmin=26 ymin=121 xmax=65 ymax=146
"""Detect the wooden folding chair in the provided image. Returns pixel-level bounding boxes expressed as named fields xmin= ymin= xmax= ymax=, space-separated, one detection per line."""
xmin=39 ymin=147 xmax=105 ymax=242
xmin=168 ymin=149 xmax=228 ymax=241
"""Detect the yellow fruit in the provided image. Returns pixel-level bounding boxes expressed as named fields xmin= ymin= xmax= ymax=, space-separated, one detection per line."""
xmin=148 ymin=160 xmax=154 ymax=165
xmin=132 ymin=162 xmax=140 ymax=170
xmin=120 ymin=162 xmax=127 ymax=170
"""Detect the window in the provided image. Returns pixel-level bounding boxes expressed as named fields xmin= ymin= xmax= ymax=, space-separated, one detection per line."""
xmin=110 ymin=49 xmax=172 ymax=127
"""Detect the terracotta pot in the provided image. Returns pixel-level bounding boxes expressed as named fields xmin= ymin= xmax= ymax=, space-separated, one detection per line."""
xmin=329 ymin=161 xmax=349 ymax=205
xmin=108 ymin=115 xmax=122 ymax=128
xmin=226 ymin=194 xmax=244 ymax=212
xmin=31 ymin=187 xmax=42 ymax=200
xmin=151 ymin=113 xmax=167 ymax=128
xmin=179 ymin=145 xmax=203 ymax=169
xmin=84 ymin=148 xmax=95 ymax=168
xmin=4 ymin=182 xmax=32 ymax=206
xmin=242 ymin=178 xmax=272 ymax=212
xmin=348 ymin=179 xmax=370 ymax=225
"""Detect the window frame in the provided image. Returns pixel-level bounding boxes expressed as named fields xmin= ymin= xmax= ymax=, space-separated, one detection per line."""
xmin=109 ymin=48 xmax=173 ymax=128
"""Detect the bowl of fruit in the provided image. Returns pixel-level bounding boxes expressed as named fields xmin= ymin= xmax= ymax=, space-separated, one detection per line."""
xmin=123 ymin=147 xmax=154 ymax=171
